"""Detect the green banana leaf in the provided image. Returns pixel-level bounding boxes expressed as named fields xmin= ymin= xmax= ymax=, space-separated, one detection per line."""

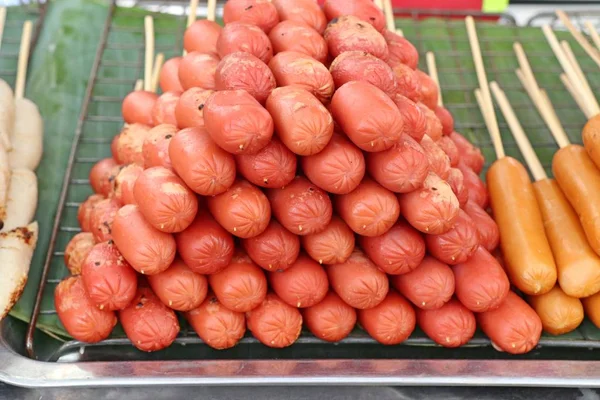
xmin=9 ymin=0 xmax=600 ymax=345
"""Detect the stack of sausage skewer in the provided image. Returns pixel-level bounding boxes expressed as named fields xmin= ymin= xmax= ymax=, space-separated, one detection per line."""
xmin=55 ymin=0 xmax=555 ymax=353
xmin=0 ymin=8 xmax=42 ymax=321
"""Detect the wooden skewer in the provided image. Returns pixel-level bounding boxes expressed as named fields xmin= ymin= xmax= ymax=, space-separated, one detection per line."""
xmin=0 ymin=8 xmax=6 ymax=54
xmin=186 ymin=0 xmax=199 ymax=29
xmin=426 ymin=52 xmax=443 ymax=107
xmin=374 ymin=0 xmax=384 ymax=11
xmin=14 ymin=21 xmax=32 ymax=100
xmin=513 ymin=43 xmax=539 ymax=93
xmin=144 ymin=16 xmax=154 ymax=92
xmin=555 ymin=10 xmax=600 ymax=69
xmin=560 ymin=40 xmax=594 ymax=104
xmin=465 ymin=15 xmax=502 ymax=154
xmin=383 ymin=0 xmax=395 ymax=32
xmin=475 ymin=88 xmax=504 ymax=159
xmin=395 ymin=28 xmax=404 ymax=37
xmin=150 ymin=53 xmax=164 ymax=93
xmin=207 ymin=0 xmax=217 ymax=22
xmin=560 ymin=73 xmax=593 ymax=119
xmin=490 ymin=81 xmax=547 ymax=181
xmin=584 ymin=21 xmax=600 ymax=51
xmin=134 ymin=79 xmax=143 ymax=91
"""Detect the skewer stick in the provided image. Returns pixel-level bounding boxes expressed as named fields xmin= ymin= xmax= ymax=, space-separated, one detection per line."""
xmin=395 ymin=28 xmax=404 ymax=37
xmin=383 ymin=0 xmax=395 ymax=32
xmin=560 ymin=73 xmax=593 ymax=119
xmin=475 ymin=88 xmax=504 ymax=159
xmin=555 ymin=10 xmax=600 ymax=69
xmin=0 ymin=8 xmax=6 ymax=54
xmin=465 ymin=16 xmax=502 ymax=152
xmin=584 ymin=21 xmax=600 ymax=51
xmin=186 ymin=0 xmax=199 ymax=29
xmin=134 ymin=79 xmax=143 ymax=91
xmin=490 ymin=81 xmax=547 ymax=181
xmin=426 ymin=52 xmax=443 ymax=107
xmin=560 ymin=40 xmax=594 ymax=103
xmin=14 ymin=21 xmax=32 ymax=100
xmin=150 ymin=53 xmax=164 ymax=93
xmin=374 ymin=0 xmax=384 ymax=11
xmin=207 ymin=0 xmax=217 ymax=22
xmin=513 ymin=43 xmax=539 ymax=93
xmin=144 ymin=16 xmax=154 ymax=92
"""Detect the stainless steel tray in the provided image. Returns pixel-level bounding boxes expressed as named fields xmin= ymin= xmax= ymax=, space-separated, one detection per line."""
xmin=5 ymin=1 xmax=600 ymax=388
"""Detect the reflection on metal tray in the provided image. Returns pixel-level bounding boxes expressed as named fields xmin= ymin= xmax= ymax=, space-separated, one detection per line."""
xmin=5 ymin=0 xmax=600 ymax=388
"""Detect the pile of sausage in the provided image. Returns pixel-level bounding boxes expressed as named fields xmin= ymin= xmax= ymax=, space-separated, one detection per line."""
xmin=55 ymin=0 xmax=539 ymax=354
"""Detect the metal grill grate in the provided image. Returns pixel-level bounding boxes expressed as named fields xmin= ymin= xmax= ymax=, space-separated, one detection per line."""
xmin=24 ymin=1 xmax=600 ymax=361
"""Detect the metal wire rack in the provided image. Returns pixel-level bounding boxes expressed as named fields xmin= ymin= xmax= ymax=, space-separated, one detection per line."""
xmin=23 ymin=1 xmax=600 ymax=361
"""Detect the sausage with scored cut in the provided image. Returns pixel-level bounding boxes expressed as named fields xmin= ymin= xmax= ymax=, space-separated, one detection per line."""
xmin=174 ymin=88 xmax=213 ymax=129
xmin=449 ymin=131 xmax=484 ymax=174
xmin=421 ymin=135 xmax=451 ymax=180
xmin=159 ymin=57 xmax=184 ymax=93
xmin=527 ymin=285 xmax=584 ymax=335
xmin=142 ymin=124 xmax=176 ymax=170
xmin=437 ymin=136 xmax=460 ymax=167
xmin=112 ymin=164 xmax=143 ymax=206
xmin=272 ymin=0 xmax=327 ymax=34
xmin=329 ymin=51 xmax=397 ymax=98
xmin=463 ymin=199 xmax=499 ymax=252
xmin=417 ymin=298 xmax=476 ymax=348
xmin=446 ymin=168 xmax=469 ymax=208
xmin=115 ymin=123 xmax=151 ymax=166
xmin=383 ymin=29 xmax=419 ymax=69
xmin=235 ymin=137 xmax=296 ymax=189
xmin=324 ymin=15 xmax=388 ymax=60
xmin=393 ymin=63 xmax=422 ymax=103
xmin=359 ymin=220 xmax=425 ymax=275
xmin=246 ymin=292 xmax=302 ymax=348
xmin=217 ymin=22 xmax=273 ymax=63
xmin=477 ymin=290 xmax=542 ymax=354
xmin=215 ymin=52 xmax=276 ymax=104
xmin=269 ymin=20 xmax=327 ymax=63
xmin=393 ymin=94 xmax=428 ymax=141
xmin=89 ymin=198 xmax=120 ymax=243
xmin=223 ymin=0 xmax=280 ymax=33
xmin=452 ymin=246 xmax=510 ymax=312
xmin=178 ymin=52 xmax=219 ymax=91
xmin=301 ymin=132 xmax=365 ymax=194
xmin=457 ymin=161 xmax=488 ymax=209
xmin=152 ymin=91 xmax=180 ymax=127
xmin=111 ymin=204 xmax=176 ymax=275
xmin=301 ymin=216 xmax=354 ymax=265
xmin=242 ymin=219 xmax=300 ymax=271
xmin=419 ymin=103 xmax=443 ymax=142
xmin=488 ymin=156 xmax=557 ymax=295
xmin=435 ymin=106 xmax=454 ymax=135
xmin=269 ymin=254 xmax=329 ymax=308
xmin=357 ymin=290 xmax=416 ymax=345
xmin=390 ymin=256 xmax=454 ymax=310
xmin=183 ymin=20 xmax=222 ymax=55
xmin=64 ymin=232 xmax=95 ymax=275
xmin=78 ymin=194 xmax=104 ymax=232
xmin=425 ymin=210 xmax=479 ymax=265
xmin=323 ymin=0 xmax=386 ymax=32
xmin=416 ymin=69 xmax=439 ymax=110
xmin=303 ymin=291 xmax=356 ymax=342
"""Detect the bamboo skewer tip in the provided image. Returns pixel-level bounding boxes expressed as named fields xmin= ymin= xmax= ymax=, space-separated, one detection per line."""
xmin=425 ymin=52 xmax=443 ymax=107
xmin=555 ymin=10 xmax=600 ymax=69
xmin=0 ymin=7 xmax=6 ymax=53
xmin=207 ymin=0 xmax=218 ymax=22
xmin=150 ymin=53 xmax=164 ymax=93
xmin=15 ymin=20 xmax=33 ymax=100
xmin=186 ymin=0 xmax=199 ymax=28
xmin=144 ymin=16 xmax=155 ymax=92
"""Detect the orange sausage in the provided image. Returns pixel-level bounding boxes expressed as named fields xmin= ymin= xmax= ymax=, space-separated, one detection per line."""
xmin=357 ymin=290 xmax=416 ymax=345
xmin=89 ymin=198 xmax=120 ymax=243
xmin=330 ymin=81 xmax=403 ymax=152
xmin=553 ymin=144 xmax=600 ymax=258
xmin=327 ymin=249 xmax=389 ymax=309
xmin=272 ymin=0 xmax=327 ymax=34
xmin=463 ymin=200 xmax=499 ymax=252
xmin=183 ymin=20 xmax=222 ymax=55
xmin=393 ymin=94 xmax=428 ymax=141
xmin=242 ymin=219 xmax=300 ymax=271
xmin=383 ymin=29 xmax=419 ymax=70
xmin=457 ymin=161 xmax=488 ymax=209
xmin=453 ymin=246 xmax=510 ymax=312
xmin=142 ymin=124 xmax=176 ymax=170
xmin=324 ymin=15 xmax=388 ymax=59
xmin=235 ymin=137 xmax=296 ymax=189
xmin=207 ymin=179 xmax=271 ymax=239
xmin=223 ymin=0 xmax=280 ymax=33
xmin=488 ymin=156 xmax=557 ymax=295
xmin=416 ymin=69 xmax=439 ymax=110
xmin=208 ymin=251 xmax=268 ymax=312
xmin=119 ymin=286 xmax=180 ymax=352
xmin=175 ymin=211 xmax=234 ymax=275
xmin=329 ymin=51 xmax=397 ymax=97
xmin=534 ymin=178 xmax=600 ymax=298
xmin=269 ymin=20 xmax=327 ymax=63
xmin=246 ymin=292 xmax=303 ymax=348
xmin=425 ymin=209 xmax=479 ymax=265
xmin=112 ymin=164 xmax=143 ymax=206
xmin=159 ymin=57 xmax=184 ymax=93
xmin=477 ymin=291 xmax=542 ymax=354
xmin=89 ymin=158 xmax=117 ymax=197
xmin=359 ymin=220 xmax=425 ymax=275
xmin=174 ymin=87 xmax=213 ymax=129
xmin=121 ymin=90 xmax=158 ymax=126
xmin=178 ymin=52 xmax=219 ymax=91
xmin=115 ymin=123 xmax=151 ymax=165
xmin=301 ymin=132 xmax=365 ymax=194
xmin=302 ymin=291 xmax=356 ymax=342
xmin=417 ymin=298 xmax=476 ymax=348
xmin=78 ymin=194 xmax=104 ymax=232
xmin=301 ymin=216 xmax=355 ymax=265
xmin=64 ymin=232 xmax=94 ymax=275
xmin=390 ymin=256 xmax=454 ymax=310
xmin=435 ymin=106 xmax=455 ymax=135
xmin=421 ymin=135 xmax=451 ymax=180
xmin=366 ymin=135 xmax=428 ymax=194
xmin=392 ymin=63 xmax=422 ymax=103
xmin=111 ymin=135 xmax=121 ymax=164
xmin=449 ymin=131 xmax=484 ymax=174
xmin=446 ymin=168 xmax=469 ymax=208
xmin=335 ymin=178 xmax=400 ymax=237
xmin=437 ymin=135 xmax=459 ymax=167
xmin=269 ymin=254 xmax=329 ymax=308
xmin=419 ymin=103 xmax=443 ymax=142
xmin=323 ymin=0 xmax=386 ymax=32
xmin=204 ymin=89 xmax=274 ymax=155
xmin=217 ymin=22 xmax=273 ymax=63
xmin=133 ymin=167 xmax=198 ymax=233
xmin=185 ymin=292 xmax=246 ymax=350
xmin=583 ymin=291 xmax=600 ymax=328
xmin=582 ymin=114 xmax=600 ymax=169
xmin=112 ymin=204 xmax=177 ymax=275
xmin=152 ymin=93 xmax=180 ymax=128
xmin=169 ymin=126 xmax=236 ymax=196
xmin=527 ymin=285 xmax=584 ymax=335
xmin=55 ymin=276 xmax=117 ymax=343
xmin=268 ymin=51 xmax=334 ymax=103
xmin=81 ymin=241 xmax=138 ymax=311
xmin=147 ymin=257 xmax=208 ymax=312
xmin=398 ymin=172 xmax=460 ymax=235
xmin=267 ymin=176 xmax=333 ymax=235
xmin=215 ymin=52 xmax=275 ymax=105
xmin=266 ymin=86 xmax=333 ymax=155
